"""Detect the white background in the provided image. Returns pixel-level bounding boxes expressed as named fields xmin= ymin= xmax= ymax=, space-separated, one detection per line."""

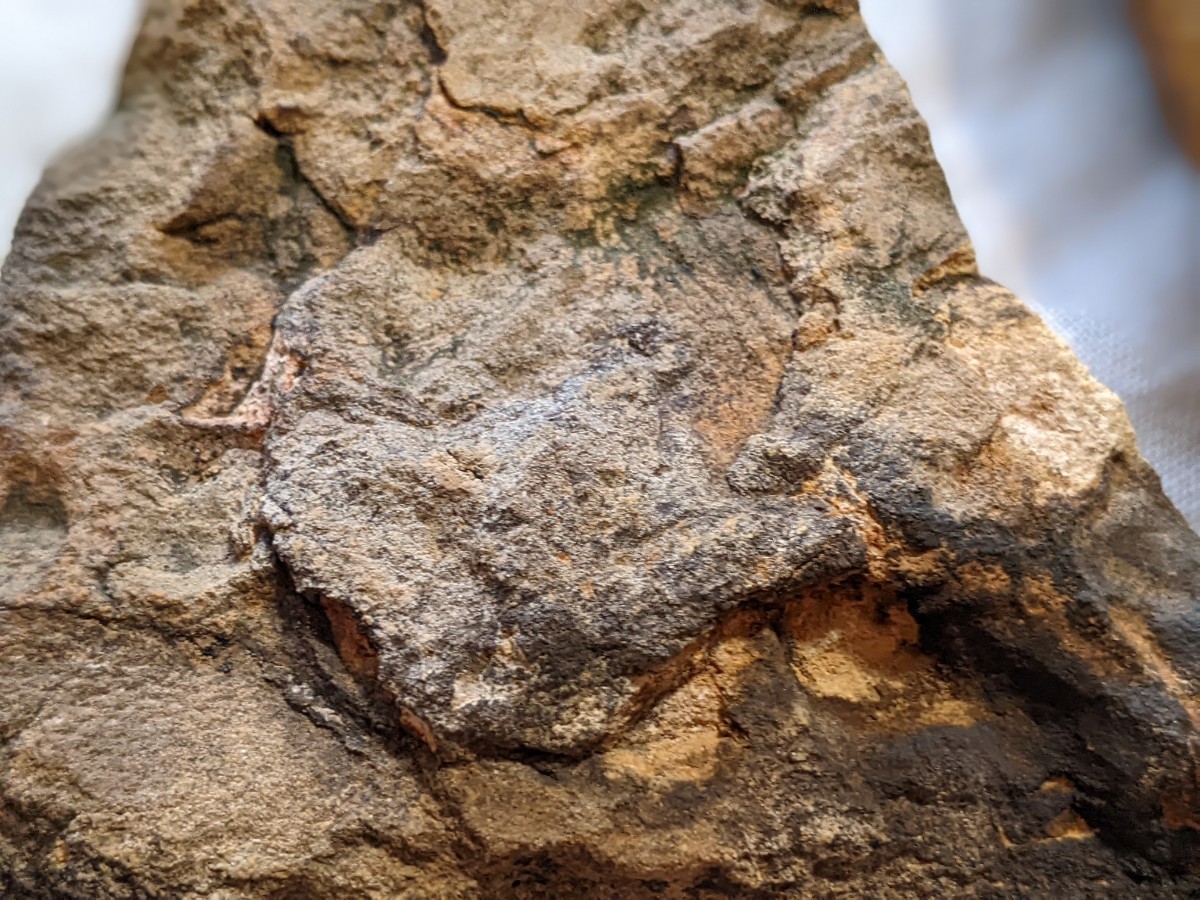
xmin=1 ymin=0 xmax=1196 ymax=526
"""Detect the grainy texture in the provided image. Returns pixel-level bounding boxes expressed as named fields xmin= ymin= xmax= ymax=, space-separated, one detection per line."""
xmin=2 ymin=0 xmax=1200 ymax=896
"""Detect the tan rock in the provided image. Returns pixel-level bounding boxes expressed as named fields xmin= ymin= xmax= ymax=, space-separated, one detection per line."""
xmin=2 ymin=0 xmax=1199 ymax=895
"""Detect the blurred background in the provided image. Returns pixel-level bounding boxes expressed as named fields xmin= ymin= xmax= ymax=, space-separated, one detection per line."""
xmin=0 ymin=0 xmax=1196 ymax=527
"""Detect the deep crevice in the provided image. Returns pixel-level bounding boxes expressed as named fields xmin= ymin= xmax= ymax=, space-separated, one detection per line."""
xmin=412 ymin=0 xmax=448 ymax=66
xmin=252 ymin=115 xmax=360 ymax=244
xmin=261 ymin=536 xmax=428 ymax=759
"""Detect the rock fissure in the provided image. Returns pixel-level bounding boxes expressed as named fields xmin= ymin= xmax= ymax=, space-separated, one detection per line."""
xmin=250 ymin=115 xmax=362 ymax=247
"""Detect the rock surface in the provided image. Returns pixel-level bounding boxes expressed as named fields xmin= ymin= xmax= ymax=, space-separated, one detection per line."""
xmin=3 ymin=0 xmax=1200 ymax=895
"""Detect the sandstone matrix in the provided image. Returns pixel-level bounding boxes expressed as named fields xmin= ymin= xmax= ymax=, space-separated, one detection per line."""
xmin=2 ymin=0 xmax=1200 ymax=896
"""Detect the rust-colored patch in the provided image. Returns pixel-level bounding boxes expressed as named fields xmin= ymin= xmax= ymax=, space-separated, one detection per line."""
xmin=400 ymin=707 xmax=440 ymax=754
xmin=890 ymin=547 xmax=952 ymax=588
xmin=1163 ymin=786 xmax=1200 ymax=831
xmin=692 ymin=338 xmax=791 ymax=467
xmin=319 ymin=595 xmax=379 ymax=683
xmin=320 ymin=595 xmax=441 ymax=753
xmin=826 ymin=466 xmax=896 ymax=583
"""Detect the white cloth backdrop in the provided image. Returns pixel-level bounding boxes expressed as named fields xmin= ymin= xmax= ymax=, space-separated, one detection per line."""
xmin=1 ymin=0 xmax=1196 ymax=526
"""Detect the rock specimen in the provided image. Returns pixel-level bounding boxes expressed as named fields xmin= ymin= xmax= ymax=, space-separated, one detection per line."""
xmin=3 ymin=0 xmax=1200 ymax=895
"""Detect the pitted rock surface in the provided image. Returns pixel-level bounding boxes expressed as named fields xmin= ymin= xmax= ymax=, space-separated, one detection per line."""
xmin=3 ymin=0 xmax=1200 ymax=896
